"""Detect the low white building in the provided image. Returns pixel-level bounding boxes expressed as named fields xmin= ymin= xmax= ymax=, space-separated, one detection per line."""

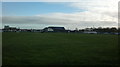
xmin=83 ymin=31 xmax=97 ymax=34
xmin=47 ymin=28 xmax=54 ymax=32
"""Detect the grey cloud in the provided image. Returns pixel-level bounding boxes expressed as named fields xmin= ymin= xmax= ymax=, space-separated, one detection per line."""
xmin=2 ymin=16 xmax=70 ymax=25
xmin=2 ymin=12 xmax=118 ymax=29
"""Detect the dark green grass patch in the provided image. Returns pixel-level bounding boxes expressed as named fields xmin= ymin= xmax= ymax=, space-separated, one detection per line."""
xmin=2 ymin=32 xmax=119 ymax=66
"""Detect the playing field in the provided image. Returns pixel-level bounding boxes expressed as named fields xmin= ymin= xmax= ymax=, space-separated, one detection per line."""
xmin=2 ymin=32 xmax=119 ymax=66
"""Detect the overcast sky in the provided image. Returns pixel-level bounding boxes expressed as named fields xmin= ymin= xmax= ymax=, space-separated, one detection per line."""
xmin=1 ymin=0 xmax=119 ymax=29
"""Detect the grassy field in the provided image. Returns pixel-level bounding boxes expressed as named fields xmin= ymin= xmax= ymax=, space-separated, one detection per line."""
xmin=2 ymin=32 xmax=119 ymax=66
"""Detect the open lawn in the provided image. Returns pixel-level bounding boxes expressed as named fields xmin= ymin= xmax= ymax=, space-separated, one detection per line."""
xmin=2 ymin=32 xmax=119 ymax=66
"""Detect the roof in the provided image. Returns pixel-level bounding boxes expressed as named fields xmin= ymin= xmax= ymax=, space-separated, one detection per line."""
xmin=48 ymin=27 xmax=65 ymax=30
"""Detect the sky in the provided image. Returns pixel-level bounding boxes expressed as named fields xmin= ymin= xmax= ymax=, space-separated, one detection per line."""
xmin=1 ymin=0 xmax=119 ymax=29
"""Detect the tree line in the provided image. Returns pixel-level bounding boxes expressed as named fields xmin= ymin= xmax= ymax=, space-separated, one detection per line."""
xmin=78 ymin=27 xmax=119 ymax=33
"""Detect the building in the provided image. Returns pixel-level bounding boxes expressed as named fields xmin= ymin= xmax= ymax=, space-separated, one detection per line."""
xmin=43 ymin=26 xmax=66 ymax=32
xmin=83 ymin=28 xmax=97 ymax=34
xmin=3 ymin=25 xmax=20 ymax=32
xmin=83 ymin=31 xmax=97 ymax=34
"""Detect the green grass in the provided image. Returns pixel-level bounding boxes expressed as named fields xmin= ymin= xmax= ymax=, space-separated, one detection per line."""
xmin=2 ymin=32 xmax=119 ymax=66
